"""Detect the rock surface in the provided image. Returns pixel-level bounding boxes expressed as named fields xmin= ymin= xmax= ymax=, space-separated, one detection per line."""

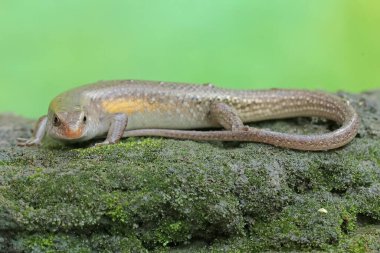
xmin=0 ymin=90 xmax=379 ymax=252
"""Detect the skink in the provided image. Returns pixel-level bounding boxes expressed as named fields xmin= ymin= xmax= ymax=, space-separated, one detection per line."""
xmin=17 ymin=80 xmax=360 ymax=151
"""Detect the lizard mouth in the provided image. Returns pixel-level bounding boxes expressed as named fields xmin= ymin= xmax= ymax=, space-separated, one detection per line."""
xmin=49 ymin=125 xmax=85 ymax=141
xmin=63 ymin=127 xmax=83 ymax=139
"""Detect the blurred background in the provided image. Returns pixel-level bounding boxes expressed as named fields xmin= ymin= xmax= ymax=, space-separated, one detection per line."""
xmin=0 ymin=0 xmax=379 ymax=118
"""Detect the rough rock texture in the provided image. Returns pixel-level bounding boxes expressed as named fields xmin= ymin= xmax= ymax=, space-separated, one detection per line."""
xmin=0 ymin=90 xmax=379 ymax=252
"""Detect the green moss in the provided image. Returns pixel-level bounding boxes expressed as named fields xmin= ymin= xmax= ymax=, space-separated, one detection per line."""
xmin=351 ymin=184 xmax=380 ymax=220
xmin=76 ymin=137 xmax=163 ymax=161
xmin=103 ymin=191 xmax=130 ymax=223
xmin=251 ymin=193 xmax=359 ymax=250
xmin=21 ymin=233 xmax=146 ymax=253
xmin=25 ymin=235 xmax=55 ymax=253
xmin=2 ymin=137 xmax=380 ymax=251
xmin=151 ymin=220 xmax=191 ymax=247
xmin=176 ymin=225 xmax=380 ymax=253
xmin=320 ymin=224 xmax=380 ymax=253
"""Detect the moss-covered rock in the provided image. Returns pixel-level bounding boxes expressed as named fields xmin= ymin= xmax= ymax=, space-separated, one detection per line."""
xmin=0 ymin=90 xmax=379 ymax=252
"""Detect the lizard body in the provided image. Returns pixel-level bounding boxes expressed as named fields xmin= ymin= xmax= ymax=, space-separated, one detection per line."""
xmin=18 ymin=80 xmax=360 ymax=150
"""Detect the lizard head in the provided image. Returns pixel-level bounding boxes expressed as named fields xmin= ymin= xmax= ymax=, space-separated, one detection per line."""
xmin=46 ymin=109 xmax=90 ymax=142
xmin=46 ymin=93 xmax=103 ymax=142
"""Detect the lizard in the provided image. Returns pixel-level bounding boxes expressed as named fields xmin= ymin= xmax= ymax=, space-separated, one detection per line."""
xmin=17 ymin=80 xmax=360 ymax=151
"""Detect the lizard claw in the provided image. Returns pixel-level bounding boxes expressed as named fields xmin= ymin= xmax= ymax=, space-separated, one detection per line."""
xmin=93 ymin=140 xmax=113 ymax=147
xmin=231 ymin=126 xmax=251 ymax=132
xmin=240 ymin=126 xmax=251 ymax=131
xmin=17 ymin=137 xmax=29 ymax=142
xmin=17 ymin=137 xmax=41 ymax=147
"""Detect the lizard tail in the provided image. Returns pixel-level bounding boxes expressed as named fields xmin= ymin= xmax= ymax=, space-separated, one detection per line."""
xmin=124 ymin=93 xmax=360 ymax=151
xmin=124 ymin=112 xmax=359 ymax=151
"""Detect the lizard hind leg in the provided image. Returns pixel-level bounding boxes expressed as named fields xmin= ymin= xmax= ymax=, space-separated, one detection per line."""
xmin=209 ymin=103 xmax=250 ymax=131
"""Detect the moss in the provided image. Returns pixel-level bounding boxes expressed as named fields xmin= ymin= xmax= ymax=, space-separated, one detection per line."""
xmin=336 ymin=225 xmax=380 ymax=253
xmin=252 ymin=193 xmax=359 ymax=250
xmin=148 ymin=220 xmax=192 ymax=247
xmin=176 ymin=225 xmax=380 ymax=253
xmin=350 ymin=184 xmax=380 ymax=220
xmin=20 ymin=233 xmax=146 ymax=253
xmin=1 ymin=90 xmax=380 ymax=252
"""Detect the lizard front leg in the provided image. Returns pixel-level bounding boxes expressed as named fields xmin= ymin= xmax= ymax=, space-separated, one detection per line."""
xmin=17 ymin=115 xmax=48 ymax=146
xmin=209 ymin=103 xmax=249 ymax=131
xmin=95 ymin=113 xmax=128 ymax=146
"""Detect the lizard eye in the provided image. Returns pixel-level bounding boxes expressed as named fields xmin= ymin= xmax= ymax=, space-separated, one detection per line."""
xmin=53 ymin=114 xmax=61 ymax=127
xmin=83 ymin=115 xmax=87 ymax=123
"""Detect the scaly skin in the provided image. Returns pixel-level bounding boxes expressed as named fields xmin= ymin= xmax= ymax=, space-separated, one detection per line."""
xmin=17 ymin=80 xmax=360 ymax=151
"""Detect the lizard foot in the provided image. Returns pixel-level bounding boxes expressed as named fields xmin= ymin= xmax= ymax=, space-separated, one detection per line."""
xmin=93 ymin=140 xmax=117 ymax=147
xmin=17 ymin=137 xmax=41 ymax=147
xmin=231 ymin=126 xmax=251 ymax=132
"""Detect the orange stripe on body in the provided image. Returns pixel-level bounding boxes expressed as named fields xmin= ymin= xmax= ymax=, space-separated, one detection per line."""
xmin=101 ymin=98 xmax=173 ymax=115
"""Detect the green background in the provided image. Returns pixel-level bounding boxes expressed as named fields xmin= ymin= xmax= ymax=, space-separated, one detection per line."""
xmin=0 ymin=0 xmax=379 ymax=118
